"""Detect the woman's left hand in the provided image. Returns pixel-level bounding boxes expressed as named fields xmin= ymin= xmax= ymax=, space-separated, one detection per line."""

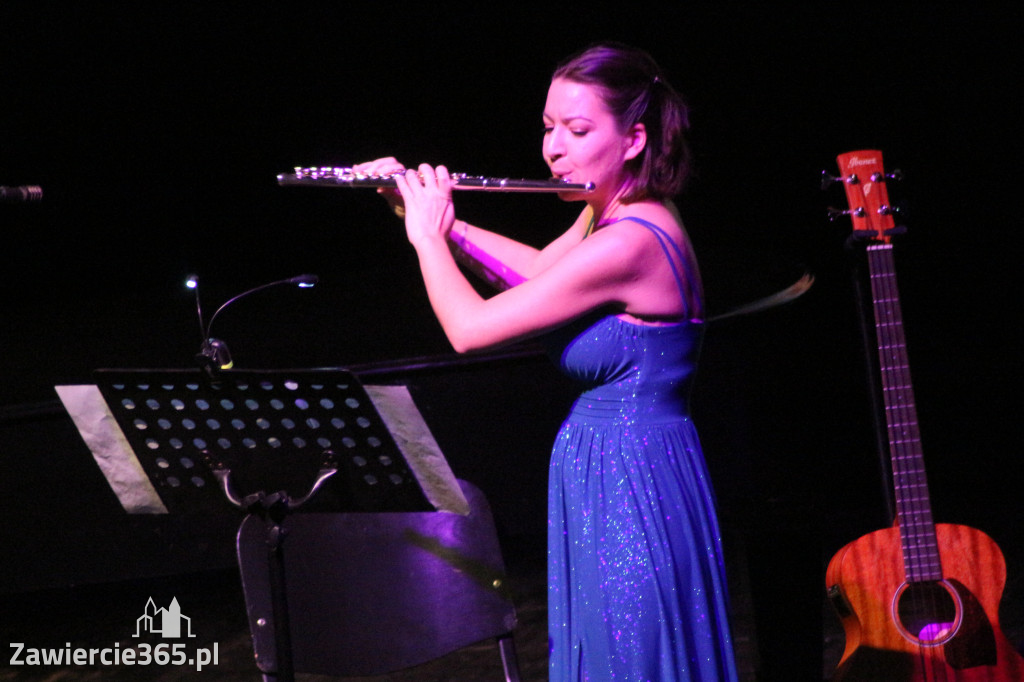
xmin=393 ymin=164 xmax=456 ymax=250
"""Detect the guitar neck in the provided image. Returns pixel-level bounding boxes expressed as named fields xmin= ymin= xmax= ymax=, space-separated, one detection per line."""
xmin=831 ymin=150 xmax=942 ymax=583
xmin=866 ymin=242 xmax=941 ymax=583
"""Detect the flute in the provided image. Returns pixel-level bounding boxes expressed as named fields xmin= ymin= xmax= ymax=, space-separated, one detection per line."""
xmin=277 ymin=167 xmax=595 ymax=193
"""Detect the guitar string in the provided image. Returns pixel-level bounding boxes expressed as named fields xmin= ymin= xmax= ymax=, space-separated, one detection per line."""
xmin=870 ymin=234 xmax=949 ymax=680
xmin=872 ymin=246 xmax=924 ymax=576
xmin=868 ymin=244 xmax=918 ymax=580
xmin=870 ymin=243 xmax=925 ymax=671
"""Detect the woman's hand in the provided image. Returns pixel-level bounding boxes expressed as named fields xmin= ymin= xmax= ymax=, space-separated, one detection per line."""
xmin=393 ymin=164 xmax=456 ymax=250
xmin=351 ymin=157 xmax=406 ymax=217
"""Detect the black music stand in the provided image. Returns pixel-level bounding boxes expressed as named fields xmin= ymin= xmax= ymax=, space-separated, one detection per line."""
xmin=82 ymin=367 xmax=450 ymax=681
xmin=91 ymin=367 xmax=434 ymax=516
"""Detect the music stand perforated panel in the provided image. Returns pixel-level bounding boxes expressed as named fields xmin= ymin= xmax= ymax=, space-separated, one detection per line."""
xmin=94 ymin=368 xmax=433 ymax=514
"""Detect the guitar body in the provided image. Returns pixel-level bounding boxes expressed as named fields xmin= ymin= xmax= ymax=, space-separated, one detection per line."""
xmin=827 ymin=522 xmax=1024 ymax=681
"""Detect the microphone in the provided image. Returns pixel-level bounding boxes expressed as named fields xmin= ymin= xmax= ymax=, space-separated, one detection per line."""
xmin=188 ymin=273 xmax=319 ymax=372
xmin=0 ymin=185 xmax=43 ymax=203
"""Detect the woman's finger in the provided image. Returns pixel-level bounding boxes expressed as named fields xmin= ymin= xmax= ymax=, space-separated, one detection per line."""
xmin=435 ymin=165 xmax=452 ymax=194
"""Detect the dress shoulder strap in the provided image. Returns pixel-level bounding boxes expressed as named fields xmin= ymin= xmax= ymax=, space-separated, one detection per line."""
xmin=613 ymin=216 xmax=699 ymax=311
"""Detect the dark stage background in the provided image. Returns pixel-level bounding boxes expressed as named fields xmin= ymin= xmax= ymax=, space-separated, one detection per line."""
xmin=1 ymin=3 xmax=1020 ymax=679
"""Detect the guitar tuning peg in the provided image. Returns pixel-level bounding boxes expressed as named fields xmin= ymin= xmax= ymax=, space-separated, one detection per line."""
xmin=877 ymin=203 xmax=906 ymax=217
xmin=821 ymin=170 xmax=860 ymax=190
xmin=869 ymin=168 xmax=904 ymax=183
xmin=827 ymin=206 xmax=865 ymax=221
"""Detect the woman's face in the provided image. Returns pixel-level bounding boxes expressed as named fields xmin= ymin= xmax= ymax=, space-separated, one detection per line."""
xmin=542 ymin=77 xmax=643 ymax=203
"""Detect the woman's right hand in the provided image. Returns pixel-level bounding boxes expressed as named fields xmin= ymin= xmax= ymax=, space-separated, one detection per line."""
xmin=352 ymin=157 xmax=407 ymax=217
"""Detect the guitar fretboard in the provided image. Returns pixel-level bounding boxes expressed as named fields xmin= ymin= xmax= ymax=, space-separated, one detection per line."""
xmin=867 ymin=243 xmax=941 ymax=583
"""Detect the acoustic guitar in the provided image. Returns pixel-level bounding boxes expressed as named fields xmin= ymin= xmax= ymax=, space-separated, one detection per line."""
xmin=823 ymin=150 xmax=1024 ymax=680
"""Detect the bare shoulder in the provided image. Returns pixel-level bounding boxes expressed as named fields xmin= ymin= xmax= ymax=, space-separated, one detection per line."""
xmin=587 ymin=200 xmax=703 ymax=320
xmin=620 ymin=201 xmax=684 ymax=232
xmin=593 ymin=202 xmax=685 ymax=249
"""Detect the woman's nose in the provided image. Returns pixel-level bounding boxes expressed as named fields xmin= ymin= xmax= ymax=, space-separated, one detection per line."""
xmin=544 ymin=129 xmax=565 ymax=161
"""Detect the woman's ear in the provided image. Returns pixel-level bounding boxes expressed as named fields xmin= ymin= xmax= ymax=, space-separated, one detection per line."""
xmin=623 ymin=123 xmax=647 ymax=161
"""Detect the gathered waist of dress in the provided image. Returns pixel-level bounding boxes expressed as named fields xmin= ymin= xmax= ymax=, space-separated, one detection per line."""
xmin=566 ymin=386 xmax=691 ymax=425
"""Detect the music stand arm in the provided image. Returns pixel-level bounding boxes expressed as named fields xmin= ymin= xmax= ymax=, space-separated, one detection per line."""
xmin=290 ymin=465 xmax=339 ymax=508
xmin=205 ymin=454 xmax=338 ymax=513
xmin=205 ymin=454 xmax=338 ymax=682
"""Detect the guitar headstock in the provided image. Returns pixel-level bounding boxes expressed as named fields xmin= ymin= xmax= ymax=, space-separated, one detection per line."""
xmin=823 ymin=150 xmax=901 ymax=242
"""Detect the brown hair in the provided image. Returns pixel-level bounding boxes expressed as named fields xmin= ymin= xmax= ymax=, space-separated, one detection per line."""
xmin=553 ymin=42 xmax=692 ymax=202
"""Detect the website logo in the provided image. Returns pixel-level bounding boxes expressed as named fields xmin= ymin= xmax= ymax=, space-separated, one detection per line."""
xmin=134 ymin=597 xmax=196 ymax=638
xmin=10 ymin=596 xmax=219 ymax=672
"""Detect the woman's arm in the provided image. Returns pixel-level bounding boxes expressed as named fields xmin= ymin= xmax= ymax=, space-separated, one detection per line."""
xmin=353 ymin=157 xmax=587 ymax=289
xmin=448 ymin=207 xmax=590 ymax=289
xmin=397 ymin=166 xmax=654 ymax=353
xmin=447 ymin=220 xmax=535 ymax=290
xmin=415 ymin=217 xmax=653 ymax=353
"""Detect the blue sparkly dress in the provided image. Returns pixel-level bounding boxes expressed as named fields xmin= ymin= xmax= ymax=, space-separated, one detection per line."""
xmin=544 ymin=217 xmax=738 ymax=681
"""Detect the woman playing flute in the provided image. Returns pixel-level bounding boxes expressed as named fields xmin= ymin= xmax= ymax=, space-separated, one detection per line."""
xmin=355 ymin=41 xmax=738 ymax=682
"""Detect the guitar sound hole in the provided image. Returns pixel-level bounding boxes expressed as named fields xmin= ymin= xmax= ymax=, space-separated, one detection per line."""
xmin=894 ymin=580 xmax=961 ymax=645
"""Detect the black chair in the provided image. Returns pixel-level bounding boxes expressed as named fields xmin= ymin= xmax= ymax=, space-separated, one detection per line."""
xmin=236 ymin=479 xmax=521 ymax=680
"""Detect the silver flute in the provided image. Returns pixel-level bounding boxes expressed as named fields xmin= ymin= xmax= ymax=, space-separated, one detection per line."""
xmin=277 ymin=167 xmax=595 ymax=193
